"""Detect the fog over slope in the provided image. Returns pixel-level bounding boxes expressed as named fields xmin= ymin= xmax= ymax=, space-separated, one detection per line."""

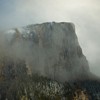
xmin=0 ymin=0 xmax=100 ymax=76
xmin=0 ymin=22 xmax=94 ymax=81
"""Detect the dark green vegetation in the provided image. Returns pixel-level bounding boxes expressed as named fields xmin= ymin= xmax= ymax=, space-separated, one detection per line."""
xmin=0 ymin=57 xmax=99 ymax=100
xmin=0 ymin=58 xmax=100 ymax=100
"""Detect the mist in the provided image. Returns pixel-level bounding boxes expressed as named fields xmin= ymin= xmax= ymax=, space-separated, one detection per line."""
xmin=0 ymin=0 xmax=100 ymax=76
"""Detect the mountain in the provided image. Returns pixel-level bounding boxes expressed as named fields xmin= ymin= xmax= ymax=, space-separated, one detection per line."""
xmin=1 ymin=22 xmax=91 ymax=81
xmin=0 ymin=22 xmax=100 ymax=100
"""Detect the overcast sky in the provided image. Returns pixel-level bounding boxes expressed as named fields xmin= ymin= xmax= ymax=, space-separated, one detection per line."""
xmin=0 ymin=0 xmax=100 ymax=76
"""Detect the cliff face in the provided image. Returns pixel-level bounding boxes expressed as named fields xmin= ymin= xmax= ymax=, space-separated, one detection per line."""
xmin=2 ymin=22 xmax=90 ymax=81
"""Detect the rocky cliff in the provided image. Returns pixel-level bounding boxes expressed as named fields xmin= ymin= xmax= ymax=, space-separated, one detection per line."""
xmin=1 ymin=22 xmax=90 ymax=81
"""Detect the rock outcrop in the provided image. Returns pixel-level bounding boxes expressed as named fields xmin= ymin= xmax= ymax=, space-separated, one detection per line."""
xmin=2 ymin=22 xmax=90 ymax=81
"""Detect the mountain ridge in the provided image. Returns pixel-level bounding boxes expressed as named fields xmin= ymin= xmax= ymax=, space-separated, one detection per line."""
xmin=0 ymin=22 xmax=97 ymax=81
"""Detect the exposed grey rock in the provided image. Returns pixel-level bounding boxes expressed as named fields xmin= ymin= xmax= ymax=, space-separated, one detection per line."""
xmin=3 ymin=22 xmax=90 ymax=81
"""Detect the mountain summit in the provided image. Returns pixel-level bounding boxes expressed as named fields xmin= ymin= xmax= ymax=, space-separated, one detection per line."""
xmin=2 ymin=22 xmax=90 ymax=81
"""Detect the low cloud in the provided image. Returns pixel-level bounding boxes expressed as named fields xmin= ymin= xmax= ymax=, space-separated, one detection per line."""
xmin=0 ymin=0 xmax=100 ymax=76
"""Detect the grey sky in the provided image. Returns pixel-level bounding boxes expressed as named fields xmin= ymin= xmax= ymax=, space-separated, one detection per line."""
xmin=0 ymin=0 xmax=100 ymax=76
